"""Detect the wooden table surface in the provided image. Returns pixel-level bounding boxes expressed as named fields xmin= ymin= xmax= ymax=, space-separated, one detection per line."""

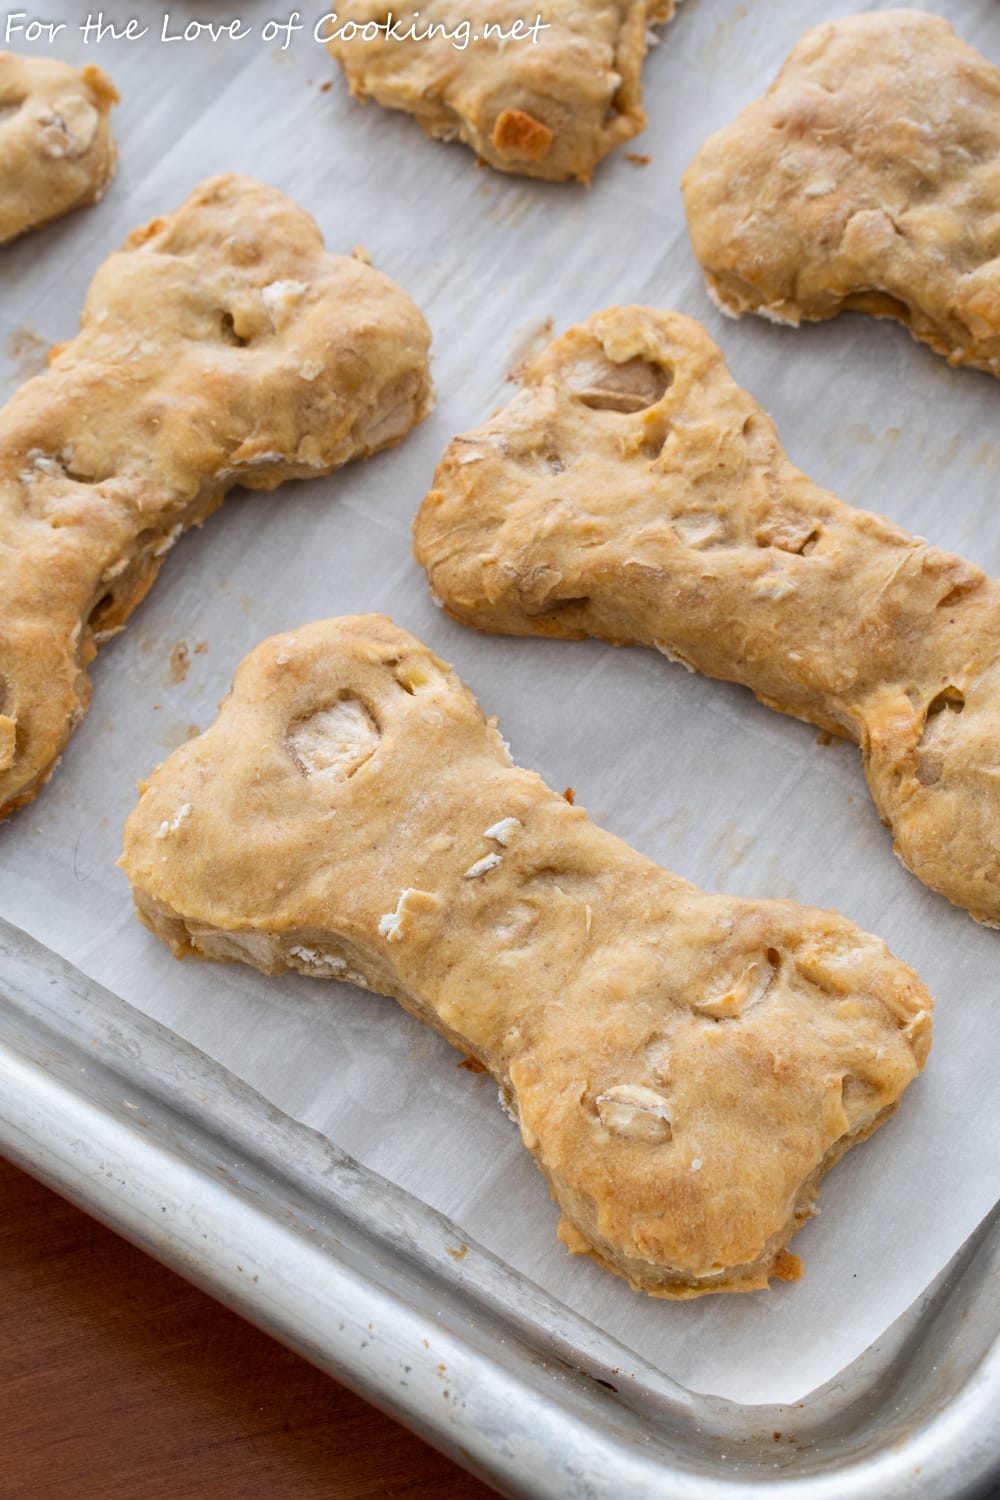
xmin=1 ymin=1154 xmax=499 ymax=1500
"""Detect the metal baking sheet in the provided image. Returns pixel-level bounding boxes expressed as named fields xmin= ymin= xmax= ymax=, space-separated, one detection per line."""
xmin=2 ymin=916 xmax=998 ymax=1499
xmin=0 ymin=0 xmax=998 ymax=1491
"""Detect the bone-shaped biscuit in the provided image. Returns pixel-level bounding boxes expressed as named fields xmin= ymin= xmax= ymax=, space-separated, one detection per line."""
xmin=682 ymin=11 xmax=1000 ymax=376
xmin=325 ymin=0 xmax=676 ymax=182
xmin=414 ymin=305 xmax=1000 ymax=926
xmin=0 ymin=174 xmax=432 ymax=819
xmin=1 ymin=53 xmax=118 ymax=244
xmin=121 ymin=614 xmax=931 ymax=1297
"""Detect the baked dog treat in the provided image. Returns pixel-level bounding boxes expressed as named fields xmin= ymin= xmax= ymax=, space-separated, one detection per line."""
xmin=1 ymin=53 xmax=118 ymax=244
xmin=121 ymin=614 xmax=931 ymax=1297
xmin=0 ymin=174 xmax=432 ymax=820
xmin=325 ymin=0 xmax=676 ymax=182
xmin=682 ymin=11 xmax=1000 ymax=376
xmin=414 ymin=305 xmax=1000 ymax=927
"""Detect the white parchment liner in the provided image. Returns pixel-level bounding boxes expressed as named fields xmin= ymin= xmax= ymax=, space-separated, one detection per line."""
xmin=0 ymin=0 xmax=997 ymax=1404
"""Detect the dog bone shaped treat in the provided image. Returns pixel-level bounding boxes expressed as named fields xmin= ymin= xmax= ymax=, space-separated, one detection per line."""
xmin=121 ymin=614 xmax=931 ymax=1298
xmin=682 ymin=11 xmax=1000 ymax=376
xmin=414 ymin=305 xmax=1000 ymax=926
xmin=1 ymin=53 xmax=118 ymax=244
xmin=325 ymin=0 xmax=676 ymax=182
xmin=0 ymin=174 xmax=432 ymax=819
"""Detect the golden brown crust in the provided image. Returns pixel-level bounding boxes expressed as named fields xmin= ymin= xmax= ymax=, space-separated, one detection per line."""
xmin=121 ymin=614 xmax=931 ymax=1298
xmin=0 ymin=53 xmax=118 ymax=244
xmin=413 ymin=304 xmax=1000 ymax=926
xmin=325 ymin=0 xmax=676 ymax=182
xmin=0 ymin=174 xmax=432 ymax=820
xmin=682 ymin=11 xmax=1000 ymax=375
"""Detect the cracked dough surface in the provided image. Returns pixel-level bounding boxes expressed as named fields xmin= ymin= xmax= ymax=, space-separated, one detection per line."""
xmin=326 ymin=0 xmax=675 ymax=182
xmin=682 ymin=10 xmax=1000 ymax=375
xmin=0 ymin=52 xmax=118 ymax=244
xmin=0 ymin=174 xmax=432 ymax=819
xmin=121 ymin=614 xmax=931 ymax=1298
xmin=414 ymin=304 xmax=1000 ymax=927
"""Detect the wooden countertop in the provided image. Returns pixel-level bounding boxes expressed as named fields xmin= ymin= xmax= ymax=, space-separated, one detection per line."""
xmin=1 ymin=1155 xmax=499 ymax=1499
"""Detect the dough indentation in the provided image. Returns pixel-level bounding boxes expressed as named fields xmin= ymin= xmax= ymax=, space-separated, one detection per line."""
xmin=287 ymin=697 xmax=381 ymax=780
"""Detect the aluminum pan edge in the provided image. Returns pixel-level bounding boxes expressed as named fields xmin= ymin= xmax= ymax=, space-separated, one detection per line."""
xmin=0 ymin=914 xmax=997 ymax=1500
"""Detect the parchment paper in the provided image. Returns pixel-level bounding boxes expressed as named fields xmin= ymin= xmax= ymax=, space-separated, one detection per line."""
xmin=1 ymin=0 xmax=998 ymax=1404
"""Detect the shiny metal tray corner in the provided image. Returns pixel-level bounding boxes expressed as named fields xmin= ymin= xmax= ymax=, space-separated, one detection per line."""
xmin=2 ymin=915 xmax=997 ymax=1500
